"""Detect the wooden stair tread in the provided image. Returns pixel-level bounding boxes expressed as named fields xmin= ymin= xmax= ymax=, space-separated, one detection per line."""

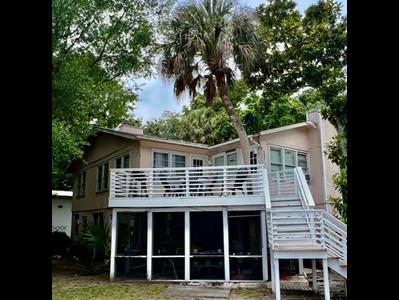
xmin=339 ymin=260 xmax=347 ymax=267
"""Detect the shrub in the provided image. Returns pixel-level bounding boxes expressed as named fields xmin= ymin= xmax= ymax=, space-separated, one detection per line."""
xmin=79 ymin=222 xmax=110 ymax=262
xmin=52 ymin=231 xmax=71 ymax=255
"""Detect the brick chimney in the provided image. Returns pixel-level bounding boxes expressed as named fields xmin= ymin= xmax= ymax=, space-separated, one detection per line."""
xmin=118 ymin=122 xmax=143 ymax=135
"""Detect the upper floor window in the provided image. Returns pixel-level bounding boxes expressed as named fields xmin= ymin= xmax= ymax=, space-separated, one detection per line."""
xmin=269 ymin=146 xmax=310 ymax=181
xmin=77 ymin=172 xmax=86 ymax=197
xmin=97 ymin=162 xmax=109 ymax=192
xmin=116 ymin=154 xmax=129 ymax=168
xmin=250 ymin=151 xmax=257 ymax=165
xmin=192 ymin=158 xmax=203 ymax=167
xmin=213 ymin=150 xmax=238 ymax=166
xmin=154 ymin=152 xmax=169 ymax=168
xmin=153 ymin=151 xmax=187 ymax=168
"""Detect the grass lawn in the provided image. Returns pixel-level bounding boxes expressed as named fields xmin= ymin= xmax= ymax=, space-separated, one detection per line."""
xmin=53 ymin=257 xmax=330 ymax=299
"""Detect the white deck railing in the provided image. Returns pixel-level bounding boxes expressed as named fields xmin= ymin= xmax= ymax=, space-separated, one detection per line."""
xmin=110 ymin=164 xmax=265 ymax=200
xmin=267 ymin=209 xmax=324 ymax=250
xmin=323 ymin=212 xmax=347 ymax=260
xmin=268 ymin=168 xmax=315 ymax=207
xmin=267 ymin=208 xmax=347 ymax=260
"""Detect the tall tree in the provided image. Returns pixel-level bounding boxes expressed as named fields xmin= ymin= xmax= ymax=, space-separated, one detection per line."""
xmin=52 ymin=0 xmax=172 ymax=189
xmin=159 ymin=0 xmax=261 ymax=164
xmin=243 ymin=0 xmax=347 ymax=221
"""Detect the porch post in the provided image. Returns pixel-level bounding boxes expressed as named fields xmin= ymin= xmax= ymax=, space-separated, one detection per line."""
xmin=322 ymin=258 xmax=330 ymax=300
xmin=146 ymin=211 xmax=153 ymax=280
xmin=110 ymin=209 xmax=117 ymax=280
xmin=260 ymin=210 xmax=268 ymax=281
xmin=223 ymin=210 xmax=230 ymax=281
xmin=270 ymin=251 xmax=275 ymax=292
xmin=184 ymin=211 xmax=190 ymax=281
xmin=298 ymin=259 xmax=304 ymax=275
xmin=312 ymin=259 xmax=318 ymax=291
xmin=274 ymin=258 xmax=281 ymax=300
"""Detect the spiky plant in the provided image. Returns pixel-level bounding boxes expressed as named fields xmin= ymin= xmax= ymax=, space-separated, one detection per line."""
xmin=80 ymin=222 xmax=111 ymax=262
xmin=160 ymin=0 xmax=261 ymax=164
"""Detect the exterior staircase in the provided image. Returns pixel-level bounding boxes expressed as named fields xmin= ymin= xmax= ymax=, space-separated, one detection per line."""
xmin=265 ymin=167 xmax=347 ymax=300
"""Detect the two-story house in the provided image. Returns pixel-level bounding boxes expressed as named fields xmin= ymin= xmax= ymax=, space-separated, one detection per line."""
xmin=69 ymin=108 xmax=346 ymax=300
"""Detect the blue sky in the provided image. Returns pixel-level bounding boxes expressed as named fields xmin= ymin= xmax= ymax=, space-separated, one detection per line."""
xmin=133 ymin=0 xmax=347 ymax=123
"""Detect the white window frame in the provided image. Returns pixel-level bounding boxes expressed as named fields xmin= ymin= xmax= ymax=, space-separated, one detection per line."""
xmin=77 ymin=171 xmax=86 ymax=197
xmin=268 ymin=145 xmax=311 ymax=182
xmin=115 ymin=153 xmax=130 ymax=169
xmin=212 ymin=149 xmax=240 ymax=166
xmin=191 ymin=155 xmax=206 ymax=167
xmin=97 ymin=162 xmax=109 ymax=192
xmin=110 ymin=207 xmax=268 ymax=282
xmin=151 ymin=149 xmax=207 ymax=168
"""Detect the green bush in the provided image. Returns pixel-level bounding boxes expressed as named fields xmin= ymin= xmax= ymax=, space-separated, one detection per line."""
xmin=52 ymin=231 xmax=71 ymax=255
xmin=79 ymin=222 xmax=110 ymax=262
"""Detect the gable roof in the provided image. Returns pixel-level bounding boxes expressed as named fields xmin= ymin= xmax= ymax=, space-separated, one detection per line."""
xmin=92 ymin=121 xmax=316 ymax=150
xmin=94 ymin=126 xmax=209 ymax=149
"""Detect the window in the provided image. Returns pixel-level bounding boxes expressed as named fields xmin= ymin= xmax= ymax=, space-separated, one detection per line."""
xmin=213 ymin=150 xmax=239 ymax=166
xmin=152 ymin=212 xmax=185 ymax=280
xmin=116 ymin=154 xmax=129 ymax=168
xmin=115 ymin=212 xmax=147 ymax=279
xmin=154 ymin=152 xmax=169 ymax=168
xmin=228 ymin=211 xmax=262 ymax=280
xmin=250 ymin=151 xmax=257 ymax=165
xmin=153 ymin=151 xmax=190 ymax=168
xmin=97 ymin=162 xmax=109 ymax=191
xmin=226 ymin=152 xmax=238 ymax=166
xmin=214 ymin=156 xmax=225 ymax=166
xmin=93 ymin=212 xmax=104 ymax=226
xmin=82 ymin=216 xmax=88 ymax=230
xmin=77 ymin=172 xmax=86 ymax=197
xmin=269 ymin=146 xmax=310 ymax=181
xmin=172 ymin=154 xmax=186 ymax=168
xmin=190 ymin=211 xmax=224 ymax=279
xmin=74 ymin=214 xmax=79 ymax=235
xmin=192 ymin=158 xmax=203 ymax=167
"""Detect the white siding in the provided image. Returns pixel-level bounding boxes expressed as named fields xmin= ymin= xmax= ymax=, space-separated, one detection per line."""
xmin=52 ymin=198 xmax=72 ymax=237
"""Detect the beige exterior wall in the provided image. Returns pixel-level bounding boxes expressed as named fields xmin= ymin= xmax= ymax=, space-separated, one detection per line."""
xmin=139 ymin=140 xmax=209 ymax=168
xmin=72 ymin=112 xmax=338 ymax=224
xmin=72 ymin=134 xmax=140 ymax=213
xmin=259 ymin=126 xmax=325 ymax=208
xmin=321 ymin=117 xmax=340 ymax=213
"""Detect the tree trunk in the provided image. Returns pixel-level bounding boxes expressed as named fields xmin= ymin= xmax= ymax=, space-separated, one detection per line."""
xmin=215 ymin=72 xmax=251 ymax=165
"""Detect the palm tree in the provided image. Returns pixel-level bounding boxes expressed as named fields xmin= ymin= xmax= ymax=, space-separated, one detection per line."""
xmin=160 ymin=0 xmax=260 ymax=164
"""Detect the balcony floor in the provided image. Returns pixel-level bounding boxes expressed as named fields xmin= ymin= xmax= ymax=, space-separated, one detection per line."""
xmin=109 ymin=195 xmax=265 ymax=208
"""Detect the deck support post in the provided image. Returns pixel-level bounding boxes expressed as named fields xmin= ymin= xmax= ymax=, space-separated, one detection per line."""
xmin=298 ymin=259 xmax=304 ymax=274
xmin=322 ymin=258 xmax=330 ymax=300
xmin=312 ymin=259 xmax=318 ymax=291
xmin=110 ymin=209 xmax=117 ymax=281
xmin=270 ymin=251 xmax=275 ymax=292
xmin=274 ymin=258 xmax=281 ymax=300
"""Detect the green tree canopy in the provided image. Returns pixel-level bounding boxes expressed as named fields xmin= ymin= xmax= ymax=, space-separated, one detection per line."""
xmin=159 ymin=0 xmax=262 ymax=164
xmin=52 ymin=0 xmax=172 ymax=189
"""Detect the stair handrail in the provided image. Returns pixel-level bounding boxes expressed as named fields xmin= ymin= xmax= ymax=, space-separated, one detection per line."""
xmin=263 ymin=167 xmax=272 ymax=210
xmin=323 ymin=211 xmax=347 ymax=261
xmin=294 ymin=167 xmax=315 ymax=208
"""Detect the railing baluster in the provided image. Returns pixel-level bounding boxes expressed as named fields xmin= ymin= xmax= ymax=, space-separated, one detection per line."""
xmin=223 ymin=167 xmax=227 ymax=196
xmin=186 ymin=169 xmax=190 ymax=197
xmin=149 ymin=170 xmax=153 ymax=197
